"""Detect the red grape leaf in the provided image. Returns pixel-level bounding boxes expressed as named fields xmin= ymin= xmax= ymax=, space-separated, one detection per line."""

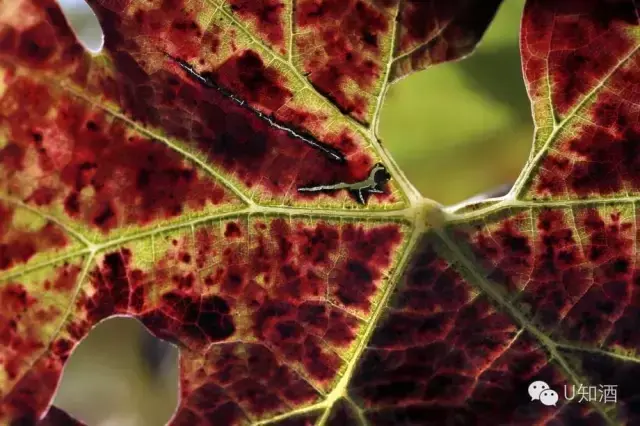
xmin=515 ymin=0 xmax=640 ymax=199
xmin=1 ymin=0 xmax=638 ymax=425
xmin=390 ymin=0 xmax=503 ymax=83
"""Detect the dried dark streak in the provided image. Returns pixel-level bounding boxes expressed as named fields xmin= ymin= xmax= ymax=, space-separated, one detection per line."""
xmin=167 ymin=54 xmax=347 ymax=163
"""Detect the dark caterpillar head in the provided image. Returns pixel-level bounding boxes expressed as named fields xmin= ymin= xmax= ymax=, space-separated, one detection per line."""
xmin=371 ymin=163 xmax=391 ymax=186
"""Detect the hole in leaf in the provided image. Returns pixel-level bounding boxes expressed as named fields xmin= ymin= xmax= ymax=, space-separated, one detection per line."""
xmin=379 ymin=0 xmax=532 ymax=206
xmin=56 ymin=0 xmax=104 ymax=53
xmin=54 ymin=317 xmax=179 ymax=426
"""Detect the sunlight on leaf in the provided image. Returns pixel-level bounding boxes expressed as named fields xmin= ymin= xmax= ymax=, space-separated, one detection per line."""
xmin=0 ymin=1 xmax=639 ymax=425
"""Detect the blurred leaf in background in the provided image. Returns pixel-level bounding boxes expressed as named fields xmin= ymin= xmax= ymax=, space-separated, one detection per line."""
xmin=379 ymin=0 xmax=532 ymax=205
xmin=55 ymin=318 xmax=178 ymax=426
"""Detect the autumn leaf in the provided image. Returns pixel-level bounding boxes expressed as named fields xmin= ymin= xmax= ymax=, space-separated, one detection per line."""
xmin=0 ymin=0 xmax=638 ymax=425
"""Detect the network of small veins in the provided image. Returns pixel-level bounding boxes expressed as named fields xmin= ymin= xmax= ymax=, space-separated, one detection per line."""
xmin=170 ymin=3 xmax=410 ymax=207
xmin=169 ymin=54 xmax=393 ymax=207
xmin=10 ymin=5 xmax=640 ymax=426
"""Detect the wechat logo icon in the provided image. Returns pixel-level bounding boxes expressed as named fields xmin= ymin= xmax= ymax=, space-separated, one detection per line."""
xmin=528 ymin=380 xmax=559 ymax=406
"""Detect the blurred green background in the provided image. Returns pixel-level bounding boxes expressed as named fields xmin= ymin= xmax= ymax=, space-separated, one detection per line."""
xmin=380 ymin=0 xmax=532 ymax=204
xmin=52 ymin=1 xmax=532 ymax=425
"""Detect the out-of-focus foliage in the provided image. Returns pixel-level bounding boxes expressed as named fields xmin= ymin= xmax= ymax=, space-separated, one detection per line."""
xmin=380 ymin=0 xmax=532 ymax=205
xmin=54 ymin=318 xmax=178 ymax=426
